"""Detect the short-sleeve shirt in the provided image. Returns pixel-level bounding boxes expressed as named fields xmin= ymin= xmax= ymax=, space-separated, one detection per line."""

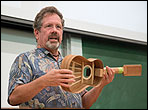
xmin=8 ymin=48 xmax=85 ymax=109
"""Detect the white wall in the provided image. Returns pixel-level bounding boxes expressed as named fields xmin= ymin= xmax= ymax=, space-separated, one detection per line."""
xmin=1 ymin=52 xmax=18 ymax=108
xmin=1 ymin=1 xmax=147 ymax=42
xmin=1 ymin=40 xmax=36 ymax=108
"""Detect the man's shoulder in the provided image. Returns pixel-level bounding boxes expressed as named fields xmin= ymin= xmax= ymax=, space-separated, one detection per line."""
xmin=16 ymin=48 xmax=37 ymax=59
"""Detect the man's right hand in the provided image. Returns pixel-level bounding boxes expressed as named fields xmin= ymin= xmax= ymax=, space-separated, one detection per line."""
xmin=41 ymin=69 xmax=76 ymax=88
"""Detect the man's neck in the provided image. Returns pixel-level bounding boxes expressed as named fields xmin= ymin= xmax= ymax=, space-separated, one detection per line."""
xmin=47 ymin=48 xmax=59 ymax=56
xmin=37 ymin=45 xmax=59 ymax=56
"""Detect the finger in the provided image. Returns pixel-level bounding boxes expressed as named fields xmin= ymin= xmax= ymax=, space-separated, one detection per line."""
xmin=60 ymin=78 xmax=75 ymax=83
xmin=111 ymin=68 xmax=115 ymax=75
xmin=103 ymin=71 xmax=108 ymax=79
xmin=57 ymin=69 xmax=73 ymax=74
xmin=59 ymin=79 xmax=75 ymax=88
xmin=106 ymin=66 xmax=112 ymax=76
xmin=60 ymin=74 xmax=75 ymax=79
xmin=110 ymin=69 xmax=115 ymax=79
xmin=106 ymin=67 xmax=115 ymax=81
xmin=60 ymin=83 xmax=71 ymax=88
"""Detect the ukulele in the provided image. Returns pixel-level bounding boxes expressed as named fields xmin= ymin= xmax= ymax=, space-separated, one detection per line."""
xmin=60 ymin=55 xmax=142 ymax=93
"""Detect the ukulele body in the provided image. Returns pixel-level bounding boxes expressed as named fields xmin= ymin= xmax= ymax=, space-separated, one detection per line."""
xmin=60 ymin=55 xmax=104 ymax=93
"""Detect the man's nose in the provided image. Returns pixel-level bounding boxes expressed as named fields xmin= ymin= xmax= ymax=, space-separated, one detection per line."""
xmin=51 ymin=26 xmax=58 ymax=33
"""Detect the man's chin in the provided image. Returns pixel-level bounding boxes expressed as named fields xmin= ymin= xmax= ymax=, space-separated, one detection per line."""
xmin=46 ymin=42 xmax=59 ymax=50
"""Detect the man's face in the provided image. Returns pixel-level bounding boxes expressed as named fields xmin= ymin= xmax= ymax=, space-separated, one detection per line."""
xmin=34 ymin=13 xmax=63 ymax=51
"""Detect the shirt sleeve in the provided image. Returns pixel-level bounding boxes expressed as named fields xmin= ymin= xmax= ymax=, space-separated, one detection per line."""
xmin=8 ymin=53 xmax=33 ymax=98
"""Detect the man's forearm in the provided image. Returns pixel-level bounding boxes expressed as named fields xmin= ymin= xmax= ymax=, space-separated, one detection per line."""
xmin=82 ymin=84 xmax=104 ymax=109
xmin=9 ymin=76 xmax=46 ymax=105
xmin=82 ymin=66 xmax=115 ymax=109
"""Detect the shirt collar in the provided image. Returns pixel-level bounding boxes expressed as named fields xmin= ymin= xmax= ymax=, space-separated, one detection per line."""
xmin=37 ymin=48 xmax=63 ymax=61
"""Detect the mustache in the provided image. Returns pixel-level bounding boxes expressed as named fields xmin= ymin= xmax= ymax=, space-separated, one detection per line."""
xmin=48 ymin=33 xmax=59 ymax=41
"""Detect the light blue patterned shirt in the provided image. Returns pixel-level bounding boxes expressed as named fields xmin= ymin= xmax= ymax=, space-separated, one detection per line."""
xmin=8 ymin=48 xmax=85 ymax=108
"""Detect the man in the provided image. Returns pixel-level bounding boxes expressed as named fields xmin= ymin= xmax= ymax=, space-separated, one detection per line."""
xmin=8 ymin=6 xmax=115 ymax=109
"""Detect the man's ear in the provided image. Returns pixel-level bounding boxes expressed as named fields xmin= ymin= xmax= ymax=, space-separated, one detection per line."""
xmin=34 ymin=29 xmax=39 ymax=41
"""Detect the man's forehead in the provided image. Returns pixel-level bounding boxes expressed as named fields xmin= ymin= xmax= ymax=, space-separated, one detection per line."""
xmin=42 ymin=13 xmax=62 ymax=24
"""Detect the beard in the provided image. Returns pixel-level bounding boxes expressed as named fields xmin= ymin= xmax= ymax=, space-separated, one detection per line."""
xmin=46 ymin=41 xmax=60 ymax=50
xmin=45 ymin=32 xmax=61 ymax=50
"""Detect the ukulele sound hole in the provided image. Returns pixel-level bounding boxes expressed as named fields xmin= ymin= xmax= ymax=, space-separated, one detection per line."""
xmin=83 ymin=66 xmax=91 ymax=79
